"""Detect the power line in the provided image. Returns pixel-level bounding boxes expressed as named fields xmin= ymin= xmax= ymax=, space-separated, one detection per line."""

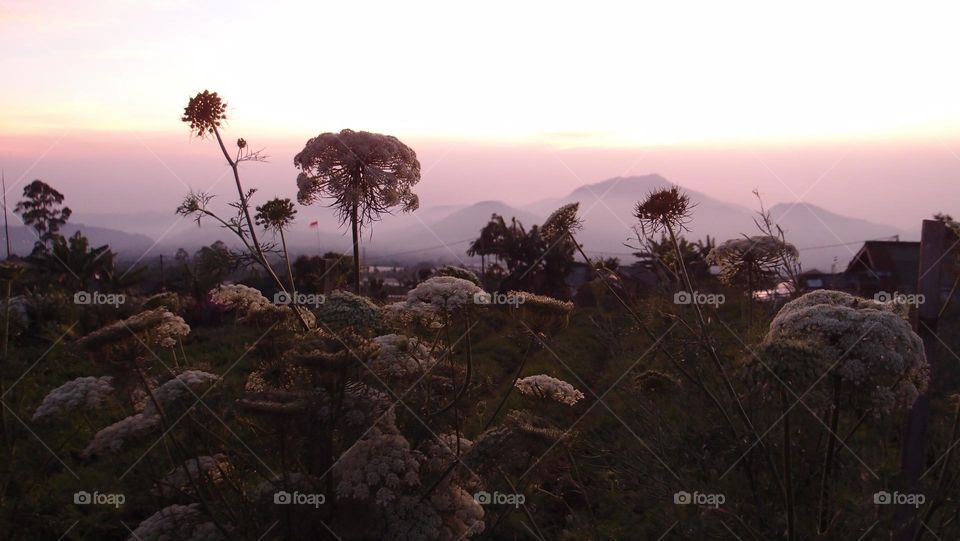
xmin=364 ymin=238 xmax=474 ymax=261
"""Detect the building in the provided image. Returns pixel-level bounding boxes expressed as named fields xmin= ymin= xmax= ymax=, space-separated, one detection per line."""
xmin=844 ymin=241 xmax=921 ymax=297
xmin=796 ymin=268 xmax=844 ymax=292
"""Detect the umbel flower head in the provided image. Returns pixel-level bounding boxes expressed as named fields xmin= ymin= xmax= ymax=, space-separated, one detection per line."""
xmin=254 ymin=198 xmax=297 ymax=231
xmin=294 ymin=129 xmax=421 ymax=228
xmin=707 ymin=235 xmax=799 ymax=286
xmin=515 ymin=374 xmax=585 ymax=406
xmin=540 ymin=202 xmax=583 ymax=241
xmin=764 ymin=290 xmax=929 ymax=413
xmin=32 ymin=376 xmax=114 ymax=422
xmin=634 ymin=186 xmax=693 ymax=235
xmin=181 ymin=90 xmax=227 ymax=137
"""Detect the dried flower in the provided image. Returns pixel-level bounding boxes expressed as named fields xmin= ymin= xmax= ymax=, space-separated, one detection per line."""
xmin=707 ymin=235 xmax=798 ymax=287
xmin=540 ymin=202 xmax=583 ymax=241
xmin=634 ymin=186 xmax=693 ymax=234
xmin=254 ymin=198 xmax=297 ymax=231
xmin=515 ymin=374 xmax=585 ymax=405
xmin=181 ymin=90 xmax=227 ymax=137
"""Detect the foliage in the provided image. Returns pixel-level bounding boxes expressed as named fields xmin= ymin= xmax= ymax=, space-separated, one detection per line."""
xmin=14 ymin=179 xmax=72 ymax=254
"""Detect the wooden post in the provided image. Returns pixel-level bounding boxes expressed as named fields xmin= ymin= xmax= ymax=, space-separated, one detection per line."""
xmin=895 ymin=219 xmax=946 ymax=540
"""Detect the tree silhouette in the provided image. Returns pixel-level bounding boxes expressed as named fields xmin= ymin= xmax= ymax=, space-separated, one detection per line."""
xmin=34 ymin=231 xmax=114 ymax=290
xmin=294 ymin=129 xmax=421 ymax=293
xmin=14 ymin=180 xmax=72 ymax=254
xmin=468 ymin=204 xmax=582 ymax=297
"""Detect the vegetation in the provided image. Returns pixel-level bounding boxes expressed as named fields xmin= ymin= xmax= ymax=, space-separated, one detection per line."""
xmin=0 ymin=93 xmax=958 ymax=541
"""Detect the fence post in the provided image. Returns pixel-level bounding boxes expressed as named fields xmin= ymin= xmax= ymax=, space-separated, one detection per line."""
xmin=895 ymin=219 xmax=946 ymax=540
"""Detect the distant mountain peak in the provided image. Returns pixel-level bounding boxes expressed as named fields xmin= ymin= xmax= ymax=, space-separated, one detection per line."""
xmin=570 ymin=174 xmax=671 ymax=198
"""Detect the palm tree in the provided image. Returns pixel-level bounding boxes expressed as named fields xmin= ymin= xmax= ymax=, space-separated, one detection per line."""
xmin=294 ymin=129 xmax=420 ymax=294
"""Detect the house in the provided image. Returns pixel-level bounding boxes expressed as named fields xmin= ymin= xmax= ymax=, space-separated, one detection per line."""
xmin=843 ymin=241 xmax=920 ymax=297
xmin=796 ymin=269 xmax=844 ymax=292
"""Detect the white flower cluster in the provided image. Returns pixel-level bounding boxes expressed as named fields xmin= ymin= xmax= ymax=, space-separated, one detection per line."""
xmin=144 ymin=370 xmax=220 ymax=417
xmin=380 ymin=433 xmax=485 ymax=540
xmin=78 ymin=308 xmax=190 ymax=350
xmin=156 ymin=454 xmax=232 ymax=497
xmin=210 ymin=285 xmax=314 ymax=329
xmin=515 ymin=374 xmax=585 ymax=406
xmin=32 ymin=376 xmax=114 ymax=422
xmin=766 ymin=290 xmax=929 ymax=413
xmin=372 ymin=334 xmax=438 ymax=378
xmin=314 ymin=290 xmax=382 ymax=329
xmin=209 ymin=284 xmax=271 ymax=312
xmin=425 ymin=484 xmax=485 ymax=540
xmin=335 ymin=417 xmax=422 ymax=505
xmin=406 ymin=276 xmax=484 ymax=313
xmin=336 ymin=382 xmax=394 ymax=428
xmin=422 ymin=433 xmax=473 ymax=475
xmin=383 ymin=301 xmax=442 ymax=329
xmin=83 ymin=413 xmax=160 ymax=457
xmin=126 ymin=503 xmax=224 ymax=541
xmin=383 ymin=496 xmax=446 ymax=541
xmin=152 ymin=310 xmax=191 ymax=348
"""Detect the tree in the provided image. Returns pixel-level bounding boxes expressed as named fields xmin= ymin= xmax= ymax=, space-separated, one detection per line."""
xmin=468 ymin=203 xmax=582 ymax=297
xmin=294 ymin=129 xmax=421 ymax=294
xmin=14 ymin=180 xmax=72 ymax=254
xmin=33 ymin=231 xmax=114 ymax=290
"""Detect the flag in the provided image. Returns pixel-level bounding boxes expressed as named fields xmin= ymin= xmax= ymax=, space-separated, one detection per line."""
xmin=309 ymin=221 xmax=319 ymax=228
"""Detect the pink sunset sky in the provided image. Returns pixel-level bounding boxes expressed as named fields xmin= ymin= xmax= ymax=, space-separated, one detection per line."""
xmin=2 ymin=0 xmax=960 ymax=230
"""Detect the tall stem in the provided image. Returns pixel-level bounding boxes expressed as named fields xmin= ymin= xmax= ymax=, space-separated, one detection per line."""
xmin=1 ymin=280 xmax=9 ymax=445
xmin=817 ymin=378 xmax=842 ymax=534
xmin=210 ymin=127 xmax=308 ymax=330
xmin=280 ymin=229 xmax=296 ymax=292
xmin=351 ymin=204 xmax=361 ymax=294
xmin=782 ymin=388 xmax=796 ymax=541
xmin=665 ymin=224 xmax=785 ymax=499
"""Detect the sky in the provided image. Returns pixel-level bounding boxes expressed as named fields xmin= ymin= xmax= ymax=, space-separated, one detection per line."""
xmin=1 ymin=0 xmax=960 ymax=231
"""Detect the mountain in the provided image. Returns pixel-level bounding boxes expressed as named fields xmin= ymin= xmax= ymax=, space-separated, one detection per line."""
xmin=40 ymin=175 xmax=907 ymax=271
xmin=768 ymin=203 xmax=903 ymax=272
xmin=1 ymin=224 xmax=156 ymax=259
xmin=361 ymin=201 xmax=540 ymax=263
xmin=527 ymin=174 xmax=759 ymax=258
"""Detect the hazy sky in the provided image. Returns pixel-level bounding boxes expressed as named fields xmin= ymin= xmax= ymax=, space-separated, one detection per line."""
xmin=2 ymin=0 xmax=959 ymax=230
